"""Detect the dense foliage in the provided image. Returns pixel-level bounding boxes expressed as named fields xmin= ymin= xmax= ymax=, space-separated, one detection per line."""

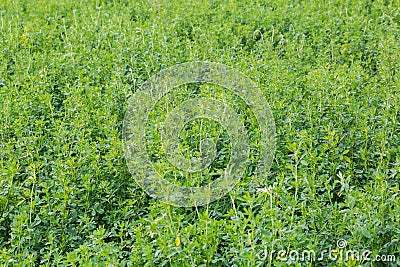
xmin=0 ymin=0 xmax=399 ymax=266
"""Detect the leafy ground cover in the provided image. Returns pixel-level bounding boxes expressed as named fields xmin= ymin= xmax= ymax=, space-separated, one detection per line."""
xmin=0 ymin=0 xmax=399 ymax=266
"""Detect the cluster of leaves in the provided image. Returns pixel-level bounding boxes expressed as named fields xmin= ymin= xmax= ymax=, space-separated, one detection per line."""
xmin=146 ymin=83 xmax=260 ymax=188
xmin=0 ymin=0 xmax=399 ymax=266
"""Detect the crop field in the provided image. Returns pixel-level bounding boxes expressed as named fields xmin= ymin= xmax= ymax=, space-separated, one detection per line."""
xmin=0 ymin=0 xmax=399 ymax=266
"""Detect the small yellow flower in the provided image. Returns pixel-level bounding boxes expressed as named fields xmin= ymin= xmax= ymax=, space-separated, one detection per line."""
xmin=175 ymin=236 xmax=180 ymax=246
xmin=20 ymin=33 xmax=28 ymax=45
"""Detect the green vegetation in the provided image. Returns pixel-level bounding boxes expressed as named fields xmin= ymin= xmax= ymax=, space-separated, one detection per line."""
xmin=0 ymin=0 xmax=399 ymax=266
